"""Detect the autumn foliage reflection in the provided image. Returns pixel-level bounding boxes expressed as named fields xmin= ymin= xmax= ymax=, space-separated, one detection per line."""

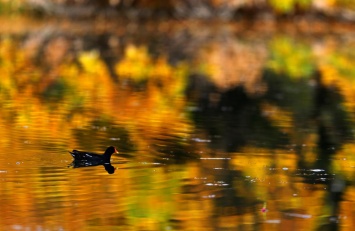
xmin=1 ymin=25 xmax=355 ymax=230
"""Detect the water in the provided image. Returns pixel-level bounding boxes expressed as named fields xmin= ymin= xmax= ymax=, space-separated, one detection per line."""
xmin=1 ymin=18 xmax=355 ymax=230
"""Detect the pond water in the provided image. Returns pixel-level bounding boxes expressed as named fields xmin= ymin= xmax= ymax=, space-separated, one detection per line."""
xmin=1 ymin=18 xmax=355 ymax=231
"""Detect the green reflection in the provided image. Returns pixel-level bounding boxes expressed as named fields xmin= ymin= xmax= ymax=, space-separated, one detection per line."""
xmin=126 ymin=166 xmax=181 ymax=230
xmin=267 ymin=36 xmax=315 ymax=79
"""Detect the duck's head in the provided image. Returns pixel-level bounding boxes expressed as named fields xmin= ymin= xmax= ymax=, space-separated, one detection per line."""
xmin=104 ymin=146 xmax=118 ymax=156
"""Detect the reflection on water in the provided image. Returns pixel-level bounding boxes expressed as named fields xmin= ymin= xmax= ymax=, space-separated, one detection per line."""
xmin=0 ymin=19 xmax=355 ymax=230
xmin=69 ymin=160 xmax=117 ymax=174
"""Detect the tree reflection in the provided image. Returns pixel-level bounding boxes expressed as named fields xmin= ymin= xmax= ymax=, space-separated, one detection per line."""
xmin=188 ymin=75 xmax=289 ymax=152
xmin=212 ymin=157 xmax=260 ymax=229
xmin=312 ymin=70 xmax=349 ymax=229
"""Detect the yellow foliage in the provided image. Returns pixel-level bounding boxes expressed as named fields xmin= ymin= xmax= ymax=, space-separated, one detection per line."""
xmin=115 ymin=44 xmax=152 ymax=81
xmin=115 ymin=45 xmax=188 ymax=96
xmin=268 ymin=0 xmax=311 ymax=13
xmin=332 ymin=143 xmax=355 ymax=177
xmin=268 ymin=36 xmax=315 ymax=78
xmin=151 ymin=56 xmax=173 ymax=78
xmin=112 ymin=44 xmax=192 ymax=154
xmin=78 ymin=50 xmax=103 ymax=74
xmin=319 ymin=62 xmax=355 ymax=116
xmin=0 ymin=39 xmax=192 ymax=157
xmin=269 ymin=0 xmax=296 ymax=13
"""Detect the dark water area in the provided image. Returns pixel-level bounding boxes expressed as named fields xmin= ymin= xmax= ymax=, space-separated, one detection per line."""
xmin=0 ymin=18 xmax=355 ymax=230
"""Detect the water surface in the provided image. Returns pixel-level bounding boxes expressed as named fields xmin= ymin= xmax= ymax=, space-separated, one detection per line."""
xmin=0 ymin=18 xmax=355 ymax=230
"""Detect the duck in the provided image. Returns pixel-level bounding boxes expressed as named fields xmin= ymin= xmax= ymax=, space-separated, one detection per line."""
xmin=69 ymin=146 xmax=118 ymax=167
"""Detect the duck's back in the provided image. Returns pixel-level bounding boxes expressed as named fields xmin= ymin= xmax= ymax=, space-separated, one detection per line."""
xmin=70 ymin=150 xmax=105 ymax=165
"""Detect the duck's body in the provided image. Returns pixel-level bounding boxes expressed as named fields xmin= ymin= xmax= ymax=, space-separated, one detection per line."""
xmin=69 ymin=146 xmax=118 ymax=166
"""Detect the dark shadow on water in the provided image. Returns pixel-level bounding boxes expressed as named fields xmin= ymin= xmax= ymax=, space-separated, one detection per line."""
xmin=298 ymin=70 xmax=350 ymax=230
xmin=187 ymin=74 xmax=289 ymax=153
xmin=69 ymin=161 xmax=116 ymax=174
xmin=103 ymin=163 xmax=116 ymax=174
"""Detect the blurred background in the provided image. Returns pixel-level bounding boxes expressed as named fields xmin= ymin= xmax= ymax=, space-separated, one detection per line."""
xmin=1 ymin=0 xmax=355 ymax=230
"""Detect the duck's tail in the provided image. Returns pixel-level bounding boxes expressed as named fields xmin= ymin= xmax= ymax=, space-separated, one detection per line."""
xmin=69 ymin=150 xmax=78 ymax=157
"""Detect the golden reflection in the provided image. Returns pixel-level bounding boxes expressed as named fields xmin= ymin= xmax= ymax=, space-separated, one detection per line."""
xmin=1 ymin=27 xmax=355 ymax=230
